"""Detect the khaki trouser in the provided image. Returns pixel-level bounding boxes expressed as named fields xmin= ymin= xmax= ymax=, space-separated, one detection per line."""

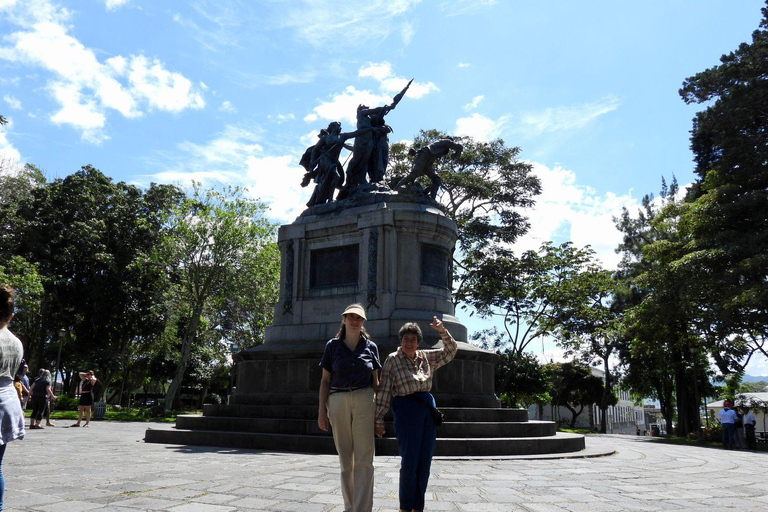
xmin=327 ymin=387 xmax=375 ymax=512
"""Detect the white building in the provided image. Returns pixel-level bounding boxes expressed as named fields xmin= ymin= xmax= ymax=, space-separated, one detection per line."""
xmin=528 ymin=367 xmax=646 ymax=434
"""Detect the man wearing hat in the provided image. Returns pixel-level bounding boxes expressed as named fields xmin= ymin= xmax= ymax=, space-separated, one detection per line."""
xmin=719 ymin=401 xmax=738 ymax=449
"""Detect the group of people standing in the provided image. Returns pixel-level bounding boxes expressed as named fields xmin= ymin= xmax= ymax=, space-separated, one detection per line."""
xmin=318 ymin=303 xmax=457 ymax=512
xmin=12 ymin=363 xmax=97 ymax=430
xmin=719 ymin=400 xmax=758 ymax=450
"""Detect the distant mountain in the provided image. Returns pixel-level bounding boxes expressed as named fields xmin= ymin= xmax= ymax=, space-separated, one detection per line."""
xmin=743 ymin=375 xmax=768 ymax=383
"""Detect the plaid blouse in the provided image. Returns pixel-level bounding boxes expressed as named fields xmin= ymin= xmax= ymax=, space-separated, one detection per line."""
xmin=375 ymin=330 xmax=457 ymax=428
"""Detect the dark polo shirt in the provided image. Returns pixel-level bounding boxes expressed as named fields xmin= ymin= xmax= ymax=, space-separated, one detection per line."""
xmin=320 ymin=336 xmax=381 ymax=389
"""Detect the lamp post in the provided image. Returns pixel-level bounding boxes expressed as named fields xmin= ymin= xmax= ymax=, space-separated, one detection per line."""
xmin=690 ymin=347 xmax=702 ymax=443
xmin=53 ymin=329 xmax=65 ymax=393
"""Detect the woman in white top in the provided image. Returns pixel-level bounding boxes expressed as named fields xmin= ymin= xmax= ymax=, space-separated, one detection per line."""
xmin=0 ymin=284 xmax=26 ymax=510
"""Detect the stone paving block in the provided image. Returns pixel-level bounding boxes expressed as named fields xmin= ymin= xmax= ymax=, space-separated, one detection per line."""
xmin=263 ymin=502 xmax=328 ymax=512
xmin=107 ymin=496 xmax=184 ymax=509
xmin=455 ymin=503 xmax=528 ymax=511
xmin=519 ymin=504 xmax=570 ymax=512
xmin=166 ymin=503 xmax=237 ymax=512
xmin=227 ymin=497 xmax=281 ymax=509
xmin=189 ymin=492 xmax=239 ymax=505
xmin=29 ymin=500 xmax=106 ymax=512
xmin=142 ymin=488 xmax=206 ymax=500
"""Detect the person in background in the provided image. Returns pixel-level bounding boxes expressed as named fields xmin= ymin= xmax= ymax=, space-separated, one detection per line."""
xmin=29 ymin=369 xmax=56 ymax=429
xmin=734 ymin=408 xmax=746 ymax=449
xmin=375 ymin=316 xmax=457 ymax=512
xmin=719 ymin=401 xmax=738 ymax=449
xmin=72 ymin=370 xmax=97 ymax=428
xmin=743 ymin=407 xmax=757 ymax=450
xmin=11 ymin=377 xmax=21 ymax=404
xmin=318 ymin=304 xmax=381 ymax=512
xmin=18 ymin=364 xmax=29 ymax=410
xmin=0 ymin=284 xmax=26 ymax=510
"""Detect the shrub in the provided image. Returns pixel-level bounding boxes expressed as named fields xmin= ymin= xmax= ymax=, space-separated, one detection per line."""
xmin=203 ymin=393 xmax=222 ymax=405
xmin=702 ymin=424 xmax=723 ymax=443
xmin=54 ymin=395 xmax=79 ymax=411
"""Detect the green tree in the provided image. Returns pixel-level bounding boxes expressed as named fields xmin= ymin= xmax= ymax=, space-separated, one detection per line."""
xmin=0 ymin=164 xmax=46 ymax=262
xmin=13 ymin=166 xmax=183 ymax=394
xmin=465 ymin=242 xmax=603 ymax=357
xmin=161 ymin=184 xmax=278 ymax=411
xmin=739 ymin=381 xmax=768 ymax=393
xmin=387 ymin=130 xmax=541 ymax=305
xmin=0 ymin=256 xmax=44 ymax=362
xmin=615 ymin=179 xmax=716 ymax=436
xmin=543 ymin=362 xmax=607 ymax=429
xmin=544 ymin=263 xmax=623 ymax=433
xmin=479 ymin=340 xmax=546 ymax=408
xmin=675 ymin=2 xmax=768 ymax=368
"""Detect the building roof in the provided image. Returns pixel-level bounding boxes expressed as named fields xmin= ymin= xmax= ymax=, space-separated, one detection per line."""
xmin=707 ymin=393 xmax=768 ymax=409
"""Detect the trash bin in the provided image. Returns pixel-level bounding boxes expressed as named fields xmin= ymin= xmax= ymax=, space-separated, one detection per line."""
xmin=93 ymin=402 xmax=107 ymax=420
xmin=651 ymin=424 xmax=660 ymax=437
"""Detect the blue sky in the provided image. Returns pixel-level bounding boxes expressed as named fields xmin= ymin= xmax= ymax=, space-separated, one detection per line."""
xmin=2 ymin=0 xmax=766 ymax=373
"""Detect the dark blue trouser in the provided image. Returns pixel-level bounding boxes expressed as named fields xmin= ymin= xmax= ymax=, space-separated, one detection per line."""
xmin=722 ymin=423 xmax=735 ymax=448
xmin=392 ymin=392 xmax=437 ymax=512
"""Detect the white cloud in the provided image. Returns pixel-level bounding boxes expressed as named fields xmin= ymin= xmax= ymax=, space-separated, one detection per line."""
xmin=520 ymin=95 xmax=621 ymax=136
xmin=49 ymin=81 xmax=109 ymax=143
xmin=457 ymin=62 xmax=471 ymax=69
xmin=279 ymin=0 xmax=422 ymax=48
xmin=104 ymin=0 xmax=129 ymax=10
xmin=0 ymin=0 xmax=204 ymax=143
xmin=126 ymin=55 xmax=204 ymax=112
xmin=513 ymin=162 xmax=639 ymax=269
xmin=264 ymin=72 xmax=316 ymax=85
xmin=268 ymin=113 xmax=295 ymax=124
xmin=0 ymin=119 xmax=22 ymax=167
xmin=463 ymin=95 xmax=484 ymax=111
xmin=140 ymin=124 xmax=311 ymax=223
xmin=219 ymin=100 xmax=236 ymax=113
xmin=3 ymin=95 xmax=21 ymax=110
xmin=440 ymin=0 xmax=496 ymax=17
xmin=244 ymin=154 xmax=308 ymax=222
xmin=358 ymin=62 xmax=437 ymax=99
xmin=455 ymin=112 xmax=509 ymax=142
xmin=306 ymin=63 xmax=437 ymax=126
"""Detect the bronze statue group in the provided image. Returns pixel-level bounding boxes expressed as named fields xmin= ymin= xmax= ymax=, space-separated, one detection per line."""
xmin=300 ymin=80 xmax=464 ymax=207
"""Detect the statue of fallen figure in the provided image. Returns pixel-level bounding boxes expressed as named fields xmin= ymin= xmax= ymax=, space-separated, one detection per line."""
xmin=395 ymin=138 xmax=463 ymax=199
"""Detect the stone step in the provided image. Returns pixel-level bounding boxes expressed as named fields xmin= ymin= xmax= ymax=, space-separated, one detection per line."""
xmin=175 ymin=415 xmax=555 ymax=438
xmin=144 ymin=428 xmax=585 ymax=456
xmin=203 ymin=404 xmax=530 ymax=423
xmin=229 ymin=392 xmax=501 ymax=408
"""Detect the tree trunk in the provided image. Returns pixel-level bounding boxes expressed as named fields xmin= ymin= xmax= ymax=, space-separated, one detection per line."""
xmin=599 ymin=358 xmax=611 ymax=433
xmin=164 ymin=313 xmax=201 ymax=411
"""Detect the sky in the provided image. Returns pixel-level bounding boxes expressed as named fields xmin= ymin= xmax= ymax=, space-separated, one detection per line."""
xmin=1 ymin=0 xmax=767 ymax=374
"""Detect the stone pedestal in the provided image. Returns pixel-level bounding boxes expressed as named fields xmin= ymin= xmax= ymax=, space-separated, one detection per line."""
xmin=235 ymin=193 xmax=500 ymax=408
xmin=146 ymin=191 xmax=585 ymax=456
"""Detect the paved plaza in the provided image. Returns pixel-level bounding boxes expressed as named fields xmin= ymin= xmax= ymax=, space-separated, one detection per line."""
xmin=3 ymin=421 xmax=767 ymax=511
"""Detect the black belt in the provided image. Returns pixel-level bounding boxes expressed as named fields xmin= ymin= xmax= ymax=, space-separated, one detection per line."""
xmin=329 ymin=386 xmax=368 ymax=394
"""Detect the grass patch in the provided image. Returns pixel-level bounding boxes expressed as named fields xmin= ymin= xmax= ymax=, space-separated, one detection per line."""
xmin=558 ymin=428 xmax=594 ymax=435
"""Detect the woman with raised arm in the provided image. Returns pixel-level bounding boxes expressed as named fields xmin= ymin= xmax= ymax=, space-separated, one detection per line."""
xmin=375 ymin=316 xmax=458 ymax=512
xmin=72 ymin=370 xmax=97 ymax=428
